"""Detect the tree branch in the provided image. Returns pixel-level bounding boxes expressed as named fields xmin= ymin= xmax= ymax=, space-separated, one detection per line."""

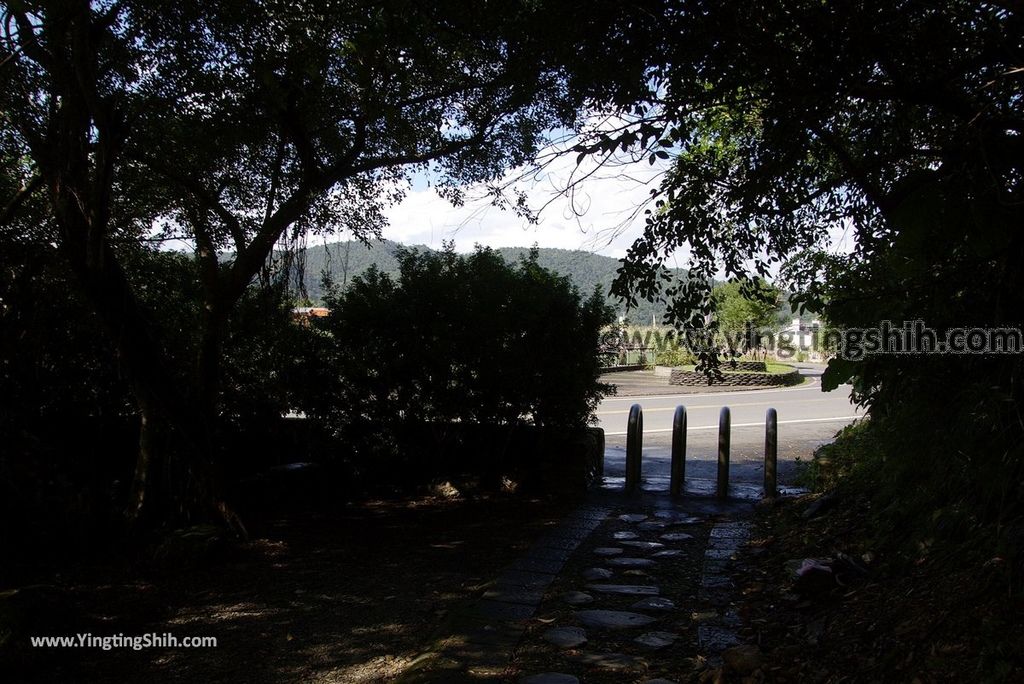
xmin=0 ymin=173 xmax=42 ymax=227
xmin=134 ymin=154 xmax=248 ymax=253
xmin=345 ymin=133 xmax=484 ymax=176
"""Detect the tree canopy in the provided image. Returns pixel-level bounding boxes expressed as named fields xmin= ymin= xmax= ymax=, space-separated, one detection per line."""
xmin=583 ymin=0 xmax=1024 ymax=521
xmin=711 ymin=280 xmax=781 ymax=356
xmin=0 ymin=0 xmax=660 ymax=526
xmin=597 ymin=1 xmax=1021 ymax=339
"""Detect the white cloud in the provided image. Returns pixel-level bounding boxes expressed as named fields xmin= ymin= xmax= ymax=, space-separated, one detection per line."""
xmin=383 ymin=144 xmax=672 ymax=259
xmin=380 ymin=137 xmax=855 ymax=275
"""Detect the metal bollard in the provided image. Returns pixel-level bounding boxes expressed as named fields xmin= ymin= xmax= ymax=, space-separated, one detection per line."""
xmin=625 ymin=403 xmax=643 ymax=494
xmin=717 ymin=406 xmax=730 ymax=499
xmin=670 ymin=405 xmax=687 ymax=496
xmin=764 ymin=407 xmax=778 ymax=499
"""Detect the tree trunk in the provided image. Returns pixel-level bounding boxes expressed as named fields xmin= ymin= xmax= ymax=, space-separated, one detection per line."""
xmin=125 ymin=396 xmax=218 ymax=531
xmin=28 ymin=2 xmax=237 ymax=534
xmin=58 ymin=236 xmax=227 ymax=531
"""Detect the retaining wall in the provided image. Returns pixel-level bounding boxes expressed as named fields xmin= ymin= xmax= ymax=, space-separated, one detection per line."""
xmin=726 ymin=360 xmax=767 ymax=371
xmin=669 ymin=368 xmax=801 ymax=387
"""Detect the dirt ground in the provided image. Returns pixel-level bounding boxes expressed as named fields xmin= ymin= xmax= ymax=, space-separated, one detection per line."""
xmin=2 ymin=495 xmax=575 ymax=684
xmin=727 ymin=494 xmax=1024 ymax=682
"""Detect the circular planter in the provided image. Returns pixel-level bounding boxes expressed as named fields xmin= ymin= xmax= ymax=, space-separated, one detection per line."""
xmin=668 ymin=364 xmax=800 ymax=387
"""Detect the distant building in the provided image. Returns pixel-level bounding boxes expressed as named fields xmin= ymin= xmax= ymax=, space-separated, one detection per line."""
xmin=292 ymin=306 xmax=329 ymax=319
xmin=781 ymin=317 xmax=824 ymax=359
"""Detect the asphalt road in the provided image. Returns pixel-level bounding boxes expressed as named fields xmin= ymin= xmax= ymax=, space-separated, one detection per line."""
xmin=596 ymin=365 xmax=863 ymax=493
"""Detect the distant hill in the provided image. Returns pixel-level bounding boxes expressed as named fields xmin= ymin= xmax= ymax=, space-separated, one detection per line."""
xmin=289 ymin=239 xmax=686 ymax=325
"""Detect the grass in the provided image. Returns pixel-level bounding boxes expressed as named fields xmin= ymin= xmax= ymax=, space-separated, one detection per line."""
xmin=679 ymin=361 xmax=797 ymax=375
xmin=764 ymin=361 xmax=796 ymax=374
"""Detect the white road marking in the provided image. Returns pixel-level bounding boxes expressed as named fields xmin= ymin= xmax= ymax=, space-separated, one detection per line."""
xmin=596 ymin=396 xmax=843 ymax=416
xmin=604 ymin=415 xmax=862 ymax=436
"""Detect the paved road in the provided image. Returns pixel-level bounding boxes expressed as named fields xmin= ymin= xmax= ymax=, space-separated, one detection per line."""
xmin=597 ymin=365 xmax=862 ymax=491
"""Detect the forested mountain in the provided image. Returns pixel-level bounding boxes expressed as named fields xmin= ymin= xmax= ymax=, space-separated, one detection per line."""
xmin=290 ymin=239 xmax=686 ymax=325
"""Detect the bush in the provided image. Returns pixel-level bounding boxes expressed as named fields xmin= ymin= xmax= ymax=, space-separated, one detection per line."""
xmin=303 ymin=245 xmax=613 ymax=473
xmin=797 ymin=419 xmax=877 ymax=492
xmin=655 ymin=346 xmax=695 ymax=367
xmin=0 ymin=244 xmax=322 ymax=573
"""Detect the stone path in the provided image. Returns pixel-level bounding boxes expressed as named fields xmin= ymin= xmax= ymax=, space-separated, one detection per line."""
xmin=508 ymin=493 xmax=756 ymax=683
xmin=695 ymin=521 xmax=752 ymax=666
xmin=399 ymin=505 xmax=610 ymax=681
xmin=399 ymin=494 xmax=758 ymax=682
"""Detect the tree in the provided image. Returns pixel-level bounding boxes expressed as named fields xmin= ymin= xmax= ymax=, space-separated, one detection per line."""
xmin=711 ymin=280 xmax=780 ymax=359
xmin=0 ymin=0 xmax=660 ymax=527
xmin=575 ymin=1 xmax=1023 ymax=518
xmin=579 ymin=1 xmax=1021 ymax=333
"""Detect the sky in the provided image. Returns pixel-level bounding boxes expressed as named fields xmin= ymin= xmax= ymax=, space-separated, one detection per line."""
xmin=381 ymin=145 xmax=675 ymax=259
xmin=376 ymin=142 xmax=856 ymax=269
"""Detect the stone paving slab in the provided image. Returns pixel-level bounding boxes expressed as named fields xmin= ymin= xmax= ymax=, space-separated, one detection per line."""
xmin=408 ymin=504 xmax=610 ymax=680
xmin=701 ymin=559 xmax=731 ymax=575
xmin=423 ymin=489 xmax=762 ymax=683
xmin=567 ymin=651 xmax=646 ymax=670
xmin=619 ymin=513 xmax=648 ymax=523
xmin=542 ymin=626 xmax=587 ymax=649
xmin=560 ymin=591 xmax=594 ymax=606
xmin=526 ymin=546 xmax=576 ymax=563
xmin=520 ymin=673 xmax=579 ymax=684
xmin=620 ymin=540 xmax=665 ymax=550
xmin=631 ymin=596 xmax=676 ymax=611
xmin=635 ymin=630 xmax=679 ymax=650
xmin=508 ymin=555 xmax=568 ymax=576
xmin=606 ymin=557 xmax=657 ymax=568
xmin=584 ymin=583 xmax=660 ymax=595
xmin=694 ymin=519 xmax=752 ymax=666
xmin=494 ymin=568 xmax=556 ymax=590
xmin=706 ymin=543 xmax=743 ymax=558
xmin=481 ymin=585 xmax=547 ymax=605
xmin=709 ymin=525 xmax=752 ymax=540
xmin=582 ymin=567 xmax=613 ymax=581
xmin=576 ymin=609 xmax=659 ymax=629
xmin=593 ymin=546 xmax=623 ymax=557
xmin=698 ymin=624 xmax=741 ymax=651
xmin=512 ymin=491 xmax=756 ymax=684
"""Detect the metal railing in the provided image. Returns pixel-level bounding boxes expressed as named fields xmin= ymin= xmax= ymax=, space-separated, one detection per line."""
xmin=599 ymin=346 xmax=656 ymax=369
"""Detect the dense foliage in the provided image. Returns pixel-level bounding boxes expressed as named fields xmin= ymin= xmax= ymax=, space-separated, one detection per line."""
xmin=305 ymin=245 xmax=612 ymax=434
xmin=0 ymin=0 xmax=659 ymax=525
xmin=581 ymin=1 xmax=1024 ymax=543
xmin=293 ymin=239 xmax=685 ymax=325
xmin=0 ymin=246 xmax=306 ymax=565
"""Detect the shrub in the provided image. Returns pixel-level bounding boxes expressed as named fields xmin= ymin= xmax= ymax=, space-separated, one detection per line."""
xmin=655 ymin=346 xmax=696 ymax=367
xmin=797 ymin=419 xmax=877 ymax=492
xmin=307 ymin=244 xmax=613 ymax=441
